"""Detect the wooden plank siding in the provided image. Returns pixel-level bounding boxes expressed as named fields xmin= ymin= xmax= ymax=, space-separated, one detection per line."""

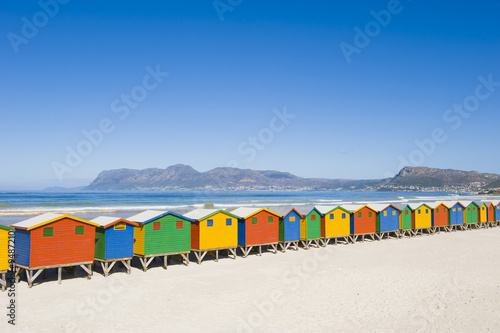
xmin=143 ymin=215 xmax=191 ymax=255
xmin=322 ymin=207 xmax=350 ymax=238
xmin=238 ymin=210 xmax=279 ymax=246
xmin=400 ymin=207 xmax=414 ymax=230
xmin=350 ymin=206 xmax=377 ymax=234
xmin=432 ymin=204 xmax=449 ymax=227
xmin=30 ymin=218 xmax=95 ymax=267
xmin=449 ymin=203 xmax=465 ymax=225
xmin=94 ymin=227 xmax=106 ymax=259
xmin=13 ymin=229 xmax=30 ymax=267
xmin=133 ymin=225 xmax=145 ymax=255
xmin=465 ymin=203 xmax=479 ymax=224
xmin=198 ymin=212 xmax=237 ymax=250
xmin=376 ymin=205 xmax=400 ymax=232
xmin=105 ymin=223 xmax=135 ymax=259
xmin=0 ymin=226 xmax=13 ymax=271
xmin=413 ymin=205 xmax=432 ymax=229
xmin=301 ymin=209 xmax=322 ymax=240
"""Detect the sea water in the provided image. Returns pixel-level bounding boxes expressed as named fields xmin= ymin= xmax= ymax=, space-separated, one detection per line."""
xmin=0 ymin=190 xmax=497 ymax=225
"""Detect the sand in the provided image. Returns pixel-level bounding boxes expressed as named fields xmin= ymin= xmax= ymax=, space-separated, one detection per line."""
xmin=2 ymin=228 xmax=500 ymax=333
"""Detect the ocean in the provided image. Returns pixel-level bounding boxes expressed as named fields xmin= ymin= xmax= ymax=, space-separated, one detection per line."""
xmin=1 ymin=190 xmax=498 ymax=225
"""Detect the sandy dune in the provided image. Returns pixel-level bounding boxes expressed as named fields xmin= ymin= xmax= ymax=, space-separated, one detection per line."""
xmin=2 ymin=228 xmax=500 ymax=332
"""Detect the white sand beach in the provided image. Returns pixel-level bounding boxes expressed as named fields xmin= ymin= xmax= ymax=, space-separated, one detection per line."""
xmin=2 ymin=228 xmax=500 ymax=333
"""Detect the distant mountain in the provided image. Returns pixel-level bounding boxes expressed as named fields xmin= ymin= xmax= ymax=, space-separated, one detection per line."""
xmin=379 ymin=166 xmax=500 ymax=192
xmin=84 ymin=164 xmax=387 ymax=191
xmin=84 ymin=164 xmax=500 ymax=192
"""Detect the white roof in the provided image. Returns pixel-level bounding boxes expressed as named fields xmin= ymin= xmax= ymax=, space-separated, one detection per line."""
xmin=459 ymin=200 xmax=473 ymax=207
xmin=127 ymin=210 xmax=167 ymax=223
xmin=90 ymin=216 xmax=122 ymax=226
xmin=230 ymin=207 xmax=262 ymax=218
xmin=440 ymin=200 xmax=459 ymax=208
xmin=184 ymin=208 xmax=221 ymax=220
xmin=12 ymin=213 xmax=65 ymax=229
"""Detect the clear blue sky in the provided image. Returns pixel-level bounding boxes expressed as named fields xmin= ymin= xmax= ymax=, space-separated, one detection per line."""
xmin=1 ymin=1 xmax=499 ymax=189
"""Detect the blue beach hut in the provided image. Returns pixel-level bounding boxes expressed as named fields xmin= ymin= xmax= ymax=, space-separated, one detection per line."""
xmin=371 ymin=204 xmax=401 ymax=237
xmin=91 ymin=216 xmax=138 ymax=277
xmin=443 ymin=201 xmax=465 ymax=228
xmin=279 ymin=208 xmax=301 ymax=251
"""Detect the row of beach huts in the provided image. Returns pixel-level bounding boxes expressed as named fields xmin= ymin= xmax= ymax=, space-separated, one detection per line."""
xmin=1 ymin=199 xmax=499 ymax=289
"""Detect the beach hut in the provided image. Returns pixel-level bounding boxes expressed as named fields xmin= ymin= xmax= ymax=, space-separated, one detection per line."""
xmin=487 ymin=202 xmax=496 ymax=226
xmin=343 ymin=204 xmax=377 ymax=242
xmin=478 ymin=202 xmax=489 ymax=227
xmin=395 ymin=204 xmax=414 ymax=237
xmin=91 ymin=216 xmax=138 ymax=277
xmin=11 ymin=213 xmax=99 ymax=287
xmin=184 ymin=208 xmax=239 ymax=264
xmin=299 ymin=207 xmax=323 ymax=249
xmin=278 ymin=208 xmax=301 ymax=251
xmin=231 ymin=207 xmax=281 ymax=257
xmin=495 ymin=202 xmax=500 ymax=226
xmin=409 ymin=203 xmax=433 ymax=235
xmin=448 ymin=201 xmax=465 ymax=228
xmin=317 ymin=205 xmax=352 ymax=245
xmin=128 ymin=210 xmax=193 ymax=271
xmin=463 ymin=201 xmax=480 ymax=229
xmin=431 ymin=202 xmax=450 ymax=232
xmin=370 ymin=204 xmax=401 ymax=239
xmin=0 ymin=224 xmax=13 ymax=292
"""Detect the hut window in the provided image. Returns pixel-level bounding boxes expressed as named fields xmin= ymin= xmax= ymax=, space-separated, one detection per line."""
xmin=473 ymin=207 xmax=476 ymax=210
xmin=482 ymin=207 xmax=485 ymax=210
xmin=425 ymin=209 xmax=428 ymax=214
xmin=458 ymin=208 xmax=461 ymax=211
xmin=289 ymin=216 xmax=295 ymax=222
xmin=418 ymin=210 xmax=421 ymax=214
xmin=330 ymin=214 xmax=334 ymax=219
xmin=357 ymin=212 xmax=361 ymax=217
xmin=453 ymin=208 xmax=456 ymax=212
xmin=43 ymin=227 xmax=54 ymax=237
xmin=383 ymin=211 xmax=387 ymax=216
xmin=251 ymin=217 xmax=257 ymax=224
xmin=368 ymin=212 xmax=372 ymax=217
xmin=176 ymin=221 xmax=183 ymax=229
xmin=392 ymin=211 xmax=396 ymax=215
xmin=443 ymin=208 xmax=446 ymax=213
xmin=153 ymin=222 xmax=161 ymax=230
xmin=226 ymin=218 xmax=232 ymax=226
xmin=75 ymin=226 xmax=84 ymax=235
xmin=268 ymin=216 xmax=273 ymax=223
xmin=342 ymin=213 xmax=346 ymax=219
xmin=468 ymin=208 xmax=470 ymax=211
xmin=207 ymin=219 xmax=214 ymax=227
xmin=311 ymin=215 xmax=316 ymax=221
xmin=114 ymin=223 xmax=126 ymax=230
xmin=405 ymin=211 xmax=409 ymax=215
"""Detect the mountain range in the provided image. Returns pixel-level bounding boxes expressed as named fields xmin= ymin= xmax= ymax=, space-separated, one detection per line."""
xmin=82 ymin=164 xmax=500 ymax=193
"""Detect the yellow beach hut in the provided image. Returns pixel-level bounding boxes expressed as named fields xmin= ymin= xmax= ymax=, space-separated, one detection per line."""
xmin=409 ymin=203 xmax=433 ymax=235
xmin=1 ymin=224 xmax=13 ymax=291
xmin=317 ymin=205 xmax=351 ymax=245
xmin=184 ymin=208 xmax=239 ymax=264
